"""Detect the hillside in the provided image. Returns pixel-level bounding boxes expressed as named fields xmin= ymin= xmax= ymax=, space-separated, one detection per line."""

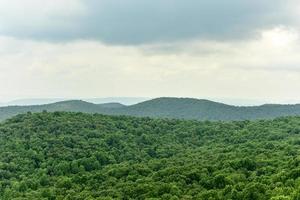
xmin=1 ymin=112 xmax=300 ymax=199
xmin=1 ymin=97 xmax=300 ymax=121
xmin=0 ymin=97 xmax=148 ymax=106
xmin=113 ymin=98 xmax=300 ymax=120
xmin=0 ymin=100 xmax=123 ymax=121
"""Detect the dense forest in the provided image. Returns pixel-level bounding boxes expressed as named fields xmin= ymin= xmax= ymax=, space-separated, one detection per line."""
xmin=1 ymin=112 xmax=300 ymax=199
xmin=1 ymin=98 xmax=300 ymax=121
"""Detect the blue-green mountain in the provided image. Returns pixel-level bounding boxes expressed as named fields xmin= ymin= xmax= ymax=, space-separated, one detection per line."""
xmin=1 ymin=97 xmax=300 ymax=121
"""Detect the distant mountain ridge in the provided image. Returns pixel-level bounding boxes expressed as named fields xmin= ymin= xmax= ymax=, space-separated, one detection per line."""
xmin=0 ymin=97 xmax=149 ymax=106
xmin=1 ymin=97 xmax=300 ymax=121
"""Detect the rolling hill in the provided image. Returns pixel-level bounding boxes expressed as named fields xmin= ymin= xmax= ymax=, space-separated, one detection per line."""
xmin=1 ymin=112 xmax=300 ymax=199
xmin=1 ymin=97 xmax=300 ymax=121
xmin=0 ymin=97 xmax=149 ymax=106
xmin=113 ymin=98 xmax=300 ymax=121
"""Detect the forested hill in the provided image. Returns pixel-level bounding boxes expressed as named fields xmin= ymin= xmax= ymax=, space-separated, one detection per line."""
xmin=1 ymin=97 xmax=300 ymax=121
xmin=0 ymin=100 xmax=124 ymax=121
xmin=1 ymin=112 xmax=300 ymax=199
xmin=110 ymin=98 xmax=300 ymax=120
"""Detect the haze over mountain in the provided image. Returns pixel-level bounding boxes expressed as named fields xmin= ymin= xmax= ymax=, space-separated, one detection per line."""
xmin=0 ymin=97 xmax=149 ymax=107
xmin=1 ymin=97 xmax=300 ymax=122
xmin=2 ymin=97 xmax=297 ymax=107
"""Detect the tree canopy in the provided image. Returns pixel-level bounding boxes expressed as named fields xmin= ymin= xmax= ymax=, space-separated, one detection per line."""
xmin=1 ymin=112 xmax=300 ymax=199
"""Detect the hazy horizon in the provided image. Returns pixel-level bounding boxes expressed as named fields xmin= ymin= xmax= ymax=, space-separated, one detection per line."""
xmin=1 ymin=96 xmax=300 ymax=107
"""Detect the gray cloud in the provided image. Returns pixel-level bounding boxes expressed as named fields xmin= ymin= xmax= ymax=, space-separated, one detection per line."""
xmin=0 ymin=0 xmax=297 ymax=44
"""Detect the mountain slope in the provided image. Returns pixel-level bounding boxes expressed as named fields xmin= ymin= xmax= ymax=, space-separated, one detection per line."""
xmin=113 ymin=98 xmax=300 ymax=120
xmin=0 ymin=97 xmax=149 ymax=106
xmin=98 ymin=97 xmax=300 ymax=121
xmin=98 ymin=102 xmax=126 ymax=109
xmin=109 ymin=97 xmax=240 ymax=120
xmin=0 ymin=100 xmax=107 ymax=121
xmin=1 ymin=112 xmax=300 ymax=199
xmin=1 ymin=97 xmax=300 ymax=121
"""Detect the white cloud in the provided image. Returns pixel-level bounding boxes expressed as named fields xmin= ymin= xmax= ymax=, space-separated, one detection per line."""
xmin=261 ymin=26 xmax=299 ymax=48
xmin=0 ymin=26 xmax=300 ymax=102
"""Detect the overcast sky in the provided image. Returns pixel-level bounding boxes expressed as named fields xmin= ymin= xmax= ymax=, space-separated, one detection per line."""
xmin=0 ymin=0 xmax=300 ymax=103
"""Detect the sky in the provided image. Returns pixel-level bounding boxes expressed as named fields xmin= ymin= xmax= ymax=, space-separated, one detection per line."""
xmin=0 ymin=0 xmax=300 ymax=103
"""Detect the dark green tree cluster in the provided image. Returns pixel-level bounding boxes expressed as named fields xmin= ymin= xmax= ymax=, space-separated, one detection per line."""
xmin=1 ymin=112 xmax=300 ymax=199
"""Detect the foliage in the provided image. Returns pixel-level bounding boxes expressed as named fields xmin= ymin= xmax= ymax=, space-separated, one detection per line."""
xmin=0 ymin=112 xmax=300 ymax=199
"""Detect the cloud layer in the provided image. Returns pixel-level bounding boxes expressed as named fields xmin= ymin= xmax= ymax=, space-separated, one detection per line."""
xmin=1 ymin=26 xmax=299 ymax=102
xmin=0 ymin=0 xmax=299 ymax=103
xmin=0 ymin=0 xmax=298 ymax=44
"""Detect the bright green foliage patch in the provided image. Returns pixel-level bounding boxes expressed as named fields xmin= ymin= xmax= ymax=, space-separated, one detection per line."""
xmin=1 ymin=112 xmax=300 ymax=199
